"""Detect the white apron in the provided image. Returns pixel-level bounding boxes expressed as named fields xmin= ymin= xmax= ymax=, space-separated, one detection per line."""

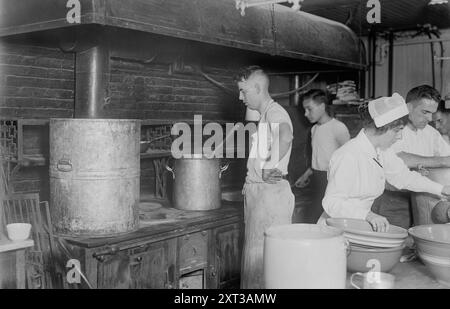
xmin=241 ymin=181 xmax=294 ymax=289
xmin=240 ymin=101 xmax=294 ymax=289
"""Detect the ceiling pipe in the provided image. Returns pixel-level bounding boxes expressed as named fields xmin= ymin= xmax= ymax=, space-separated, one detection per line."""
xmin=389 ymin=38 xmax=450 ymax=47
xmin=75 ymin=42 xmax=110 ymax=119
xmin=371 ymin=30 xmax=377 ymax=98
xmin=290 ymin=75 xmax=301 ymax=106
xmin=388 ymin=31 xmax=394 ymax=96
xmin=57 ymin=28 xmax=111 ymax=119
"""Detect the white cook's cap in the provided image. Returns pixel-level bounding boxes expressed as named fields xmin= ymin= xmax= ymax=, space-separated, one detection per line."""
xmin=368 ymin=93 xmax=409 ymax=128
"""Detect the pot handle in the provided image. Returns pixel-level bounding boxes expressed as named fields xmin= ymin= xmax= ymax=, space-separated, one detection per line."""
xmin=165 ymin=164 xmax=175 ymax=179
xmin=350 ymin=272 xmax=364 ymax=289
xmin=219 ymin=162 xmax=230 ymax=179
xmin=57 ymin=159 xmax=72 ymax=172
xmin=345 ymin=239 xmax=351 ymax=257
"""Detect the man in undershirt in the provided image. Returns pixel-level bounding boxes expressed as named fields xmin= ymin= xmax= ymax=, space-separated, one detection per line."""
xmin=295 ymin=89 xmax=350 ymax=222
xmin=236 ymin=66 xmax=294 ymax=289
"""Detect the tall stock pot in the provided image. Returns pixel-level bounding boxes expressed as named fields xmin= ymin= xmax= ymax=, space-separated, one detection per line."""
xmin=166 ymin=156 xmax=229 ymax=211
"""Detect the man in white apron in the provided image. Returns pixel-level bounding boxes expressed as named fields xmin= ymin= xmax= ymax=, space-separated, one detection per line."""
xmin=236 ymin=66 xmax=294 ymax=289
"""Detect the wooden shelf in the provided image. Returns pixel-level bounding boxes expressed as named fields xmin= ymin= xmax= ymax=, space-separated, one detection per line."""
xmin=141 ymin=119 xmax=234 ymax=126
xmin=140 ymin=151 xmax=172 ymax=159
xmin=139 ymin=149 xmax=246 ymax=159
xmin=21 ymin=154 xmax=47 ymax=167
xmin=0 ymin=239 xmax=34 ymax=253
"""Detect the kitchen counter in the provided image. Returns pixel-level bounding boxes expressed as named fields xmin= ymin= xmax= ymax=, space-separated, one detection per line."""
xmin=389 ymin=260 xmax=448 ymax=289
xmin=61 ymin=199 xmax=243 ymax=249
xmin=346 ymin=249 xmax=449 ymax=289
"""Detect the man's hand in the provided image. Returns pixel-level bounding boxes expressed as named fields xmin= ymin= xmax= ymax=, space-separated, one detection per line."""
xmin=417 ymin=164 xmax=430 ymax=176
xmin=262 ymin=168 xmax=283 ymax=184
xmin=294 ymin=171 xmax=311 ymax=188
xmin=366 ymin=211 xmax=390 ymax=233
xmin=441 ymin=185 xmax=450 ymax=197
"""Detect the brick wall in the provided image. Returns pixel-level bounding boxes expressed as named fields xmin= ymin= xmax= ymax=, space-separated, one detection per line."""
xmin=105 ymin=52 xmax=247 ymax=195
xmin=0 ymin=39 xmax=250 ymax=198
xmin=0 ymin=37 xmax=342 ymax=199
xmin=106 ymin=58 xmax=243 ymax=121
xmin=0 ymin=43 xmax=75 ymax=118
xmin=0 ymin=42 xmax=74 ymax=198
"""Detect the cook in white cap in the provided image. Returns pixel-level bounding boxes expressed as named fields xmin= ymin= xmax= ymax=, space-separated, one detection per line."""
xmin=318 ymin=93 xmax=450 ymax=232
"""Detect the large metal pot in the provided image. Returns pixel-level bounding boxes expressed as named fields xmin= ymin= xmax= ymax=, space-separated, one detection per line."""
xmin=412 ymin=167 xmax=450 ymax=226
xmin=166 ymin=157 xmax=229 ymax=211
xmin=50 ymin=119 xmax=140 ymax=237
xmin=431 ymin=201 xmax=450 ymax=224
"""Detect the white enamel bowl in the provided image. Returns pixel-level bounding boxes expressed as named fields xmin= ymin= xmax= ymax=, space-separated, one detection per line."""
xmin=408 ymin=224 xmax=450 ymax=287
xmin=6 ymin=223 xmax=32 ymax=241
xmin=327 ymin=218 xmax=408 ymax=248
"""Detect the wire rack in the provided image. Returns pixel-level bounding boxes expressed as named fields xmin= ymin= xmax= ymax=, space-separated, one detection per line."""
xmin=141 ymin=124 xmax=173 ymax=154
xmin=0 ymin=120 xmax=19 ymax=194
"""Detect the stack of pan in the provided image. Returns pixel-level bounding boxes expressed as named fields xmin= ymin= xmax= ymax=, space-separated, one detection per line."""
xmin=326 ymin=218 xmax=408 ymax=273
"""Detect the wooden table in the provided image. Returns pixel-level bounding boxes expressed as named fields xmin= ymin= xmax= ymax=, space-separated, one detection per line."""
xmin=346 ymin=259 xmax=449 ymax=289
xmin=0 ymin=239 xmax=34 ymax=288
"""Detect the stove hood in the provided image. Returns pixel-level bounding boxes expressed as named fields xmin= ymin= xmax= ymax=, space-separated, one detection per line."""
xmin=0 ymin=0 xmax=366 ymax=70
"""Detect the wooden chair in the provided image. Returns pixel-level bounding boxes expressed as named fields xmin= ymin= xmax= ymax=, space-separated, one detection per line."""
xmin=1 ymin=193 xmax=56 ymax=289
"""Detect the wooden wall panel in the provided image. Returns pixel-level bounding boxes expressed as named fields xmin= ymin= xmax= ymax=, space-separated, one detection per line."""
xmin=368 ymin=29 xmax=450 ymax=99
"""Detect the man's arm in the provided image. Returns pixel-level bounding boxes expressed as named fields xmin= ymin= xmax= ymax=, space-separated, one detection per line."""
xmin=276 ymin=122 xmax=293 ymax=163
xmin=396 ymin=152 xmax=450 ymax=169
xmin=295 ymin=167 xmax=313 ymax=188
xmin=263 ymin=122 xmax=293 ymax=169
xmin=335 ymin=123 xmax=351 ymax=147
xmin=395 ymin=126 xmax=450 ymax=168
xmin=383 ymin=150 xmax=443 ymax=196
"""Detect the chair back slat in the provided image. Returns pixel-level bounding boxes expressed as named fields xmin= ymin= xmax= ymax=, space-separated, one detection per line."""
xmin=11 ymin=199 xmax=17 ymax=222
xmin=1 ymin=193 xmax=55 ymax=288
xmin=18 ymin=199 xmax=24 ymax=222
xmin=30 ymin=199 xmax=41 ymax=251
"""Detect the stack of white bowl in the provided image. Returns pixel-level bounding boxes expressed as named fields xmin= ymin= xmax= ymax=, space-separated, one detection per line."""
xmin=408 ymin=224 xmax=450 ymax=287
xmin=326 ymin=218 xmax=408 ymax=248
xmin=326 ymin=218 xmax=408 ymax=273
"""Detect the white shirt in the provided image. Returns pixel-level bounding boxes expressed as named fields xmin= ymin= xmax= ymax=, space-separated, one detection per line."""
xmin=320 ymin=129 xmax=443 ymax=221
xmin=311 ymin=118 xmax=350 ymax=171
xmin=444 ymin=135 xmax=450 ymax=145
xmin=391 ymin=124 xmax=450 ymax=156
xmin=246 ymin=101 xmax=293 ymax=183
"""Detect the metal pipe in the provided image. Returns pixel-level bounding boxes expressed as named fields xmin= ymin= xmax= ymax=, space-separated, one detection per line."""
xmin=244 ymin=0 xmax=286 ymax=7
xmin=268 ymin=70 xmax=352 ymax=75
xmin=74 ymin=44 xmax=110 ymax=118
xmin=381 ymin=38 xmax=450 ymax=49
xmin=388 ymin=31 xmax=394 ymax=96
xmin=292 ymin=75 xmax=300 ymax=106
xmin=429 ymin=39 xmax=436 ymax=88
xmin=367 ymin=32 xmax=372 ymax=98
xmin=372 ymin=31 xmax=377 ymax=98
